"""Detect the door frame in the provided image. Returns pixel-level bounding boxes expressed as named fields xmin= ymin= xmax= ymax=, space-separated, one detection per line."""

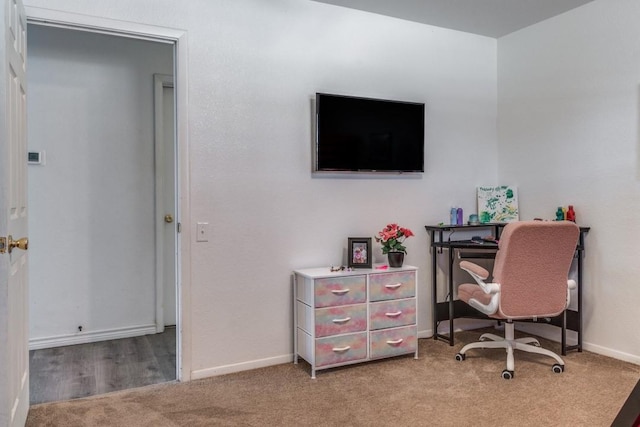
xmin=25 ymin=6 xmax=192 ymax=382
xmin=154 ymin=73 xmax=175 ymax=333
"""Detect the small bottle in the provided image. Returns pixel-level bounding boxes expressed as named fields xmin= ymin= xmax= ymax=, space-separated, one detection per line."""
xmin=555 ymin=207 xmax=564 ymax=221
xmin=450 ymin=208 xmax=457 ymax=225
xmin=456 ymin=208 xmax=463 ymax=226
xmin=566 ymin=205 xmax=576 ymax=222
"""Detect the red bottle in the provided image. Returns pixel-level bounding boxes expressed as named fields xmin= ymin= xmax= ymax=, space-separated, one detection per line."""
xmin=566 ymin=205 xmax=576 ymax=222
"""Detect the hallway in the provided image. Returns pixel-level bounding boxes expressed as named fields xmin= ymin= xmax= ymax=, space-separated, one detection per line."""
xmin=29 ymin=328 xmax=176 ymax=404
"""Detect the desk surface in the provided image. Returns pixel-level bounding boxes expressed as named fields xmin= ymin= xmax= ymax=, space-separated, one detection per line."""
xmin=425 ymin=222 xmax=590 ymax=232
xmin=426 ymin=223 xmax=590 ymax=249
xmin=424 ymin=223 xmax=505 ymax=232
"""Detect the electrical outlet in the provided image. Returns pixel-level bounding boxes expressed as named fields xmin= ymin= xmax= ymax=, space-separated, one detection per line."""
xmin=196 ymin=222 xmax=209 ymax=242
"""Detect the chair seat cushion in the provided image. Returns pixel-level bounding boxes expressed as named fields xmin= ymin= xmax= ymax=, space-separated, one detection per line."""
xmin=458 ymin=283 xmax=500 ymax=317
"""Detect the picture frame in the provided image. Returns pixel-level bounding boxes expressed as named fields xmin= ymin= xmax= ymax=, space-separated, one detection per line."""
xmin=348 ymin=237 xmax=372 ymax=269
xmin=477 ymin=185 xmax=519 ymax=223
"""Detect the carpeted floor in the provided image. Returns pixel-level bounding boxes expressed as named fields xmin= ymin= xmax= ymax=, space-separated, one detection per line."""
xmin=27 ymin=328 xmax=640 ymax=426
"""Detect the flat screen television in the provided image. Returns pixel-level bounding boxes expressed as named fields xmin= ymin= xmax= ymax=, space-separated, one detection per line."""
xmin=314 ymin=93 xmax=425 ymax=174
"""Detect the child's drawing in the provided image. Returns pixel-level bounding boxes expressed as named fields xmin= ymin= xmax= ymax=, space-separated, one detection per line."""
xmin=477 ymin=186 xmax=519 ymax=223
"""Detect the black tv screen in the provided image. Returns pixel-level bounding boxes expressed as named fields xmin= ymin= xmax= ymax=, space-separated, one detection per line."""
xmin=315 ymin=93 xmax=425 ymax=173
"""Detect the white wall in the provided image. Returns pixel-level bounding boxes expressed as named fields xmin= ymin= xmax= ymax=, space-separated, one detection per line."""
xmin=23 ymin=0 xmax=498 ymax=377
xmin=498 ymin=0 xmax=640 ymax=362
xmin=27 ymin=25 xmax=174 ymax=347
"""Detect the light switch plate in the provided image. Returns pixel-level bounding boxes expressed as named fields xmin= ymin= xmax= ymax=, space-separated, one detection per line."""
xmin=196 ymin=222 xmax=209 ymax=242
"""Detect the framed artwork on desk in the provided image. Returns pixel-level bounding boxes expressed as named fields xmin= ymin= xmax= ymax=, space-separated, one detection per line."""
xmin=477 ymin=185 xmax=519 ymax=223
xmin=347 ymin=237 xmax=372 ymax=268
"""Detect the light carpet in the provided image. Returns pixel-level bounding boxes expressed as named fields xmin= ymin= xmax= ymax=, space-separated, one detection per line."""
xmin=27 ymin=328 xmax=640 ymax=426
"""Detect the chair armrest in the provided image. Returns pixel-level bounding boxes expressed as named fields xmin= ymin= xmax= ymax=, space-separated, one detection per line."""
xmin=566 ymin=279 xmax=577 ymax=307
xmin=459 ymin=261 xmax=489 ymax=280
xmin=460 ymin=260 xmax=500 ymax=295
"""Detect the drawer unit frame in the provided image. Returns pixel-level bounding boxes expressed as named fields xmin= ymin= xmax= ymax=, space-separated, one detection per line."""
xmin=293 ymin=265 xmax=418 ymax=378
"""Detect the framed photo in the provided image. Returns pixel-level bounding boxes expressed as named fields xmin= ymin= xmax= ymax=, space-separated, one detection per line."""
xmin=348 ymin=237 xmax=372 ymax=269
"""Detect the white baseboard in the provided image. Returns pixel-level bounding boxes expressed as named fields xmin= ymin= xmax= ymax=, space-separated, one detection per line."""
xmin=582 ymin=342 xmax=640 ymax=365
xmin=459 ymin=321 xmax=640 ymax=367
xmin=191 ymin=354 xmax=292 ymax=380
xmin=192 ymin=324 xmax=486 ymax=380
xmin=192 ymin=321 xmax=640 ymax=380
xmin=29 ymin=324 xmax=158 ymax=350
xmin=428 ymin=318 xmax=495 ymax=337
xmin=514 ymin=322 xmax=640 ymax=366
xmin=418 ymin=328 xmax=433 ymax=339
xmin=513 ymin=322 xmax=566 ymax=343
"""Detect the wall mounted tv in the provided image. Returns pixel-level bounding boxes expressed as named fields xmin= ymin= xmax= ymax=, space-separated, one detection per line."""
xmin=314 ymin=93 xmax=425 ymax=174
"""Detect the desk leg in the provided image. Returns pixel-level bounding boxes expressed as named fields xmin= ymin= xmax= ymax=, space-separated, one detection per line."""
xmin=432 ymin=241 xmax=438 ymax=341
xmin=448 ymin=247 xmax=455 ymax=346
xmin=577 ymin=250 xmax=583 ymax=352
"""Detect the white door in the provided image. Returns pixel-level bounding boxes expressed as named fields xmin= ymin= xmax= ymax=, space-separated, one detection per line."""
xmin=0 ymin=0 xmax=29 ymax=425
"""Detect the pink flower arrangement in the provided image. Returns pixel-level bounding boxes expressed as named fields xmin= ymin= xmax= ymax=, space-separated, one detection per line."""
xmin=375 ymin=223 xmax=414 ymax=255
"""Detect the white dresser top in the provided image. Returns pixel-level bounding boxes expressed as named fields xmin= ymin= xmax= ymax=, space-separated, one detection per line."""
xmin=294 ymin=264 xmax=417 ymax=279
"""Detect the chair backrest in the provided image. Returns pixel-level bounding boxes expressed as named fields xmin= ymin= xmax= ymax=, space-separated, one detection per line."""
xmin=492 ymin=221 xmax=579 ymax=319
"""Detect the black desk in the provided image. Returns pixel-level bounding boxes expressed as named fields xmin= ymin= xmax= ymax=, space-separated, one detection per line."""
xmin=425 ymin=223 xmax=590 ymax=355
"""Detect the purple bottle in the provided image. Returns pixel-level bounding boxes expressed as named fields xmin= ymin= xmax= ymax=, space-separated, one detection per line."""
xmin=456 ymin=208 xmax=463 ymax=225
xmin=450 ymin=208 xmax=457 ymax=225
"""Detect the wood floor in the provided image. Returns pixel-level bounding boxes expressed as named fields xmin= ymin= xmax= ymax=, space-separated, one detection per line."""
xmin=29 ymin=327 xmax=176 ymax=405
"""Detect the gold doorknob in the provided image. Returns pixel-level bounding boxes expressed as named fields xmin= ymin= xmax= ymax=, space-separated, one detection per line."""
xmin=164 ymin=214 xmax=174 ymax=224
xmin=7 ymin=236 xmax=28 ymax=254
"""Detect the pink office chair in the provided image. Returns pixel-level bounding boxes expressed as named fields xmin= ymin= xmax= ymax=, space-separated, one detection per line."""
xmin=454 ymin=220 xmax=579 ymax=379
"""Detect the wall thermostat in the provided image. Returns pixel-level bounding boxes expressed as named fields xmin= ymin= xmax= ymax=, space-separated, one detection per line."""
xmin=28 ymin=151 xmax=45 ymax=165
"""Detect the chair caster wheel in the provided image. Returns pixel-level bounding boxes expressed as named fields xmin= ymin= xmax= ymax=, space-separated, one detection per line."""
xmin=501 ymin=370 xmax=514 ymax=379
xmin=455 ymin=353 xmax=465 ymax=361
xmin=552 ymin=364 xmax=564 ymax=373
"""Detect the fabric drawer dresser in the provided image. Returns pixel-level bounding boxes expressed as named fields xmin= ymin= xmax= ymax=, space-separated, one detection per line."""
xmin=293 ymin=266 xmax=418 ymax=378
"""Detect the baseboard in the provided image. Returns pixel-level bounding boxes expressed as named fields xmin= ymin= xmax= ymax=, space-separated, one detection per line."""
xmin=429 ymin=318 xmax=495 ymax=337
xmin=513 ymin=322 xmax=566 ymax=343
xmin=513 ymin=323 xmax=640 ymax=366
xmin=418 ymin=328 xmax=433 ymax=339
xmin=192 ymin=325 xmax=475 ymax=380
xmin=191 ymin=354 xmax=292 ymax=380
xmin=29 ymin=324 xmax=158 ymax=350
xmin=582 ymin=342 xmax=640 ymax=366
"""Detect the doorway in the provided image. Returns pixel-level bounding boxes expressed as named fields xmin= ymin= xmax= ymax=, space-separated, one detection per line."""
xmin=26 ymin=23 xmax=179 ymax=403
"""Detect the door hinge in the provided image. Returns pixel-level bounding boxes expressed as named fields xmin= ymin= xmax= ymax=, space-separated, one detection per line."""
xmin=177 ymin=222 xmax=182 ymax=233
